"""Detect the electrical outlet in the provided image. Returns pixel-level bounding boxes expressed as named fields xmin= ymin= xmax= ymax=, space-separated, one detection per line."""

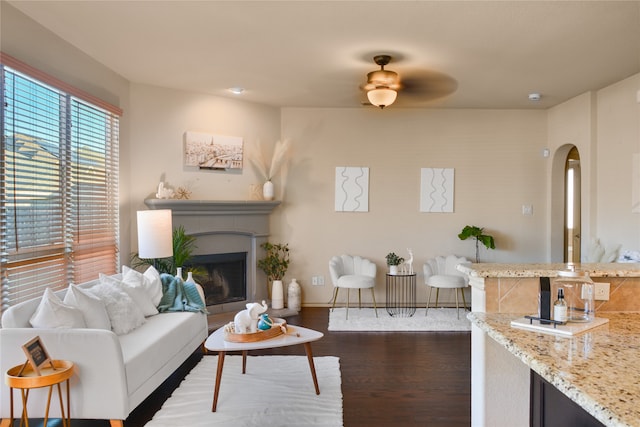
xmin=594 ymin=282 xmax=610 ymax=301
xmin=318 ymin=275 xmax=325 ymax=286
xmin=311 ymin=276 xmax=318 ymax=286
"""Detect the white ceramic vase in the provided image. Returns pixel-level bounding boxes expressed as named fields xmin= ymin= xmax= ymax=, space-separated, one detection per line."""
xmin=175 ymin=267 xmax=183 ymax=280
xmin=271 ymin=280 xmax=284 ymax=309
xmin=287 ymin=278 xmax=301 ymax=311
xmin=185 ymin=271 xmax=196 ymax=284
xmin=263 ymin=180 xmax=274 ymax=201
xmin=389 ymin=265 xmax=398 ymax=275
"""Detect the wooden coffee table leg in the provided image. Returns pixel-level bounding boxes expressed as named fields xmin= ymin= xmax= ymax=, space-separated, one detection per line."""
xmin=211 ymin=351 xmax=226 ymax=412
xmin=242 ymin=350 xmax=248 ymax=374
xmin=304 ymin=342 xmax=320 ymax=395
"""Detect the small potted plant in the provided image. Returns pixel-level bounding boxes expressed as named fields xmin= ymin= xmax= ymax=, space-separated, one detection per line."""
xmin=257 ymin=242 xmax=290 ymax=308
xmin=385 ymin=252 xmax=405 ymax=275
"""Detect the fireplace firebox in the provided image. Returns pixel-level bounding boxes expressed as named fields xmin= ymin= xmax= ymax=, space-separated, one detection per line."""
xmin=185 ymin=252 xmax=247 ymax=307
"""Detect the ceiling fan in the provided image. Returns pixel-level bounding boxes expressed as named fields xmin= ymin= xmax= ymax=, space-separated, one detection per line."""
xmin=362 ymin=55 xmax=400 ymax=109
xmin=360 ymin=54 xmax=458 ymax=109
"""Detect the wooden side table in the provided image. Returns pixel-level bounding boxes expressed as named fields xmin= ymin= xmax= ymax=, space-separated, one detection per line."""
xmin=4 ymin=360 xmax=74 ymax=427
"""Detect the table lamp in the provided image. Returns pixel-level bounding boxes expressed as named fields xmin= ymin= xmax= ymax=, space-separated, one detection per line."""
xmin=137 ymin=209 xmax=173 ymax=270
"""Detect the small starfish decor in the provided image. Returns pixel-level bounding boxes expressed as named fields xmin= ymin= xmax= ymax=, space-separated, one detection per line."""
xmin=175 ymin=186 xmax=192 ymax=200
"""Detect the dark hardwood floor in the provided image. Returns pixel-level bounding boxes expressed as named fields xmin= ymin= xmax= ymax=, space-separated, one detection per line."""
xmin=21 ymin=307 xmax=471 ymax=427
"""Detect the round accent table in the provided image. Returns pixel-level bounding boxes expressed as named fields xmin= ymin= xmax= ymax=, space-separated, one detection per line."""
xmin=5 ymin=360 xmax=74 ymax=427
xmin=386 ymin=273 xmax=417 ymax=317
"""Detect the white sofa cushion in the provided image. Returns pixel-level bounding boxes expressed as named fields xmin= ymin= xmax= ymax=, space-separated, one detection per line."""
xmin=89 ymin=274 xmax=146 ymax=335
xmin=122 ymin=265 xmax=163 ymax=308
xmin=336 ymin=274 xmax=375 ymax=289
xmin=143 ymin=266 xmax=163 ymax=306
xmin=63 ymin=284 xmax=111 ymax=330
xmin=119 ymin=312 xmax=206 ymax=395
xmin=29 ymin=288 xmax=86 ymax=329
xmin=120 ymin=267 xmax=159 ymax=316
xmin=427 ymin=274 xmax=467 ymax=288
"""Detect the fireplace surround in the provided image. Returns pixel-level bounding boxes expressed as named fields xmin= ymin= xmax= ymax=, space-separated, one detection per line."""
xmin=144 ymin=199 xmax=280 ymax=314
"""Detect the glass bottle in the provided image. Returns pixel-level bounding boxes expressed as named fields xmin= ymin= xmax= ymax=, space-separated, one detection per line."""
xmin=554 ymin=288 xmax=567 ymax=324
xmin=556 ymin=267 xmax=594 ymax=322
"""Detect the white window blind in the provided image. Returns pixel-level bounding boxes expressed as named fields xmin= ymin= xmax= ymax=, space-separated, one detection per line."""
xmin=1 ymin=60 xmax=120 ymax=312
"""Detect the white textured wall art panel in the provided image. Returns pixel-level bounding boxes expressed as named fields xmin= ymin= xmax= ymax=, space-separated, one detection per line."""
xmin=335 ymin=167 xmax=369 ymax=212
xmin=420 ymin=168 xmax=455 ymax=213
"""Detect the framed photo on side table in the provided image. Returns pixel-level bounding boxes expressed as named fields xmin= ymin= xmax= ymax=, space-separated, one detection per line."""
xmin=21 ymin=336 xmax=54 ymax=375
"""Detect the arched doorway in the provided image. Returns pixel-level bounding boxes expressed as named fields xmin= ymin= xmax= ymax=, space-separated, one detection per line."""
xmin=550 ymin=144 xmax=582 ymax=263
xmin=564 ymin=147 xmax=581 ymax=263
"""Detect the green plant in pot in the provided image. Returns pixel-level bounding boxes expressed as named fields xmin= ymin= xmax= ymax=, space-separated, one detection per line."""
xmin=257 ymin=242 xmax=290 ymax=299
xmin=131 ymin=225 xmax=198 ymax=275
xmin=385 ymin=252 xmax=405 ymax=275
xmin=458 ymin=225 xmax=495 ymax=263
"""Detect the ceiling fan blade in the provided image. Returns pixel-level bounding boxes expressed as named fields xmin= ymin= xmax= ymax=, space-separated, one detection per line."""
xmin=399 ymin=70 xmax=458 ymax=101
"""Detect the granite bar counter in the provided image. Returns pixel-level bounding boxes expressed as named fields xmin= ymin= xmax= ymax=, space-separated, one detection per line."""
xmin=457 ymin=263 xmax=640 ymax=314
xmin=459 ymin=263 xmax=640 ymax=427
xmin=469 ymin=312 xmax=640 ymax=427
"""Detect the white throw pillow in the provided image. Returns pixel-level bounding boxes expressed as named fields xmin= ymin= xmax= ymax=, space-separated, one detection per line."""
xmin=142 ymin=266 xmax=163 ymax=306
xmin=89 ymin=274 xmax=146 ymax=335
xmin=30 ymin=288 xmax=87 ymax=329
xmin=119 ymin=267 xmax=159 ymax=316
xmin=63 ymin=284 xmax=111 ymax=330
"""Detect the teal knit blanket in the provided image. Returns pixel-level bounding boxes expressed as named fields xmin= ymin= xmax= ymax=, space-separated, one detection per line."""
xmin=158 ymin=273 xmax=207 ymax=313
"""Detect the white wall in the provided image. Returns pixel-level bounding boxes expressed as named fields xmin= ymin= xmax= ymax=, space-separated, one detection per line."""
xmin=127 ymin=83 xmax=281 ymax=234
xmin=547 ymin=74 xmax=640 ymax=261
xmin=279 ymin=108 xmax=548 ymax=304
xmin=547 ymin=92 xmax=596 ymax=261
xmin=596 ymin=74 xmax=640 ymax=253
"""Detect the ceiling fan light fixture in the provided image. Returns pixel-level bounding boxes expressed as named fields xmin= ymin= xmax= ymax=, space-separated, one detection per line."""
xmin=367 ymin=88 xmax=397 ymax=109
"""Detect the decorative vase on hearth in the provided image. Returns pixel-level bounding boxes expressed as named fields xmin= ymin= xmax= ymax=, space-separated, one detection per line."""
xmin=287 ymin=278 xmax=301 ymax=311
xmin=271 ymin=280 xmax=284 ymax=309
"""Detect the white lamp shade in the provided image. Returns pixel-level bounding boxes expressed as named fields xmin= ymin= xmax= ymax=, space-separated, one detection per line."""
xmin=367 ymin=88 xmax=397 ymax=108
xmin=137 ymin=209 xmax=173 ymax=259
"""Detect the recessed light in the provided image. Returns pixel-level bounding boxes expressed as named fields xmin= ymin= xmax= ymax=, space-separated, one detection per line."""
xmin=528 ymin=93 xmax=541 ymax=101
xmin=228 ymin=87 xmax=244 ymax=95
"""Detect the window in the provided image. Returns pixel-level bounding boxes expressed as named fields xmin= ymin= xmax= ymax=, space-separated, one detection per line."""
xmin=1 ymin=54 xmax=121 ymax=313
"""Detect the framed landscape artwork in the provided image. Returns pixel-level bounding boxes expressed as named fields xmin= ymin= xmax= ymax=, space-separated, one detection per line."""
xmin=184 ymin=131 xmax=243 ymax=170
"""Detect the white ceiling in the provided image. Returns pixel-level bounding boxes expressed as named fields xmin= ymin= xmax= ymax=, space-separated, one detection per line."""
xmin=6 ymin=0 xmax=640 ymax=109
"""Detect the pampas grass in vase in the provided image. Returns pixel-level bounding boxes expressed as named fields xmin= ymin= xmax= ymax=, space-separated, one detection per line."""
xmin=249 ymin=139 xmax=291 ymax=201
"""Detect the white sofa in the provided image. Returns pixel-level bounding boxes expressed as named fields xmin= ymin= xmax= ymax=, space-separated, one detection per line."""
xmin=0 ymin=272 xmax=208 ymax=426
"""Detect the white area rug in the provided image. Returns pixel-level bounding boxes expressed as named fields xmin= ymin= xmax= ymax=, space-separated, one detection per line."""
xmin=145 ymin=355 xmax=343 ymax=427
xmin=328 ymin=307 xmax=471 ymax=331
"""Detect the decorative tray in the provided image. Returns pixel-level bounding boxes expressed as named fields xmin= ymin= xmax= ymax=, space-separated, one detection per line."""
xmin=223 ymin=318 xmax=287 ymax=343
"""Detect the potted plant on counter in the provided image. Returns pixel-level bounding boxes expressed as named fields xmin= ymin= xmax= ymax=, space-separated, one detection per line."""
xmin=257 ymin=242 xmax=290 ymax=309
xmin=385 ymin=252 xmax=404 ymax=275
